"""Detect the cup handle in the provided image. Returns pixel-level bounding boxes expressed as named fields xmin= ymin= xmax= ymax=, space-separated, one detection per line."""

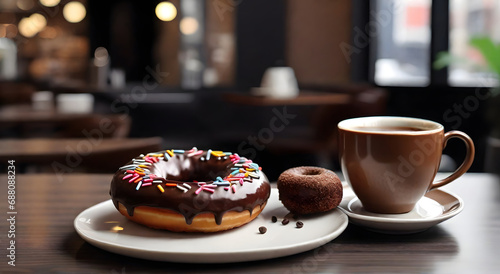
xmin=430 ymin=131 xmax=475 ymax=190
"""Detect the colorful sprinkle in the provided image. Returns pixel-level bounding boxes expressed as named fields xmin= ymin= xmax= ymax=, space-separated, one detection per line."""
xmin=164 ymin=152 xmax=171 ymax=160
xmin=136 ymin=181 xmax=143 ymax=190
xmin=230 ymin=170 xmax=240 ymax=176
xmin=119 ymin=165 xmax=138 ymax=170
xmin=157 ymin=185 xmax=165 ymax=192
xmin=195 ymin=187 xmax=203 ymax=195
xmin=122 ymin=174 xmax=133 ymax=180
xmin=118 ymin=149 xmax=263 ymax=197
xmin=203 ymin=187 xmax=215 ymax=193
xmin=211 ymin=150 xmax=225 ymax=157
xmin=248 ymin=172 xmax=260 ymax=179
xmin=176 ymin=185 xmax=188 ymax=192
xmin=188 ymin=150 xmax=203 ymax=157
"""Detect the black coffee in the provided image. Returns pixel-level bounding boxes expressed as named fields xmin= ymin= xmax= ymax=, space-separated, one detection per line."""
xmin=355 ymin=126 xmax=424 ymax=132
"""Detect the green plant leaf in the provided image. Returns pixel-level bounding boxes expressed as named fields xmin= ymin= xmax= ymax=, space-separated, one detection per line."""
xmin=433 ymin=51 xmax=453 ymax=70
xmin=470 ymin=37 xmax=500 ymax=76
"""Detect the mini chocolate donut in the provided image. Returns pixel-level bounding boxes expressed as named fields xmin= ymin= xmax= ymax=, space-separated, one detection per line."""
xmin=110 ymin=147 xmax=271 ymax=232
xmin=277 ymin=166 xmax=342 ymax=214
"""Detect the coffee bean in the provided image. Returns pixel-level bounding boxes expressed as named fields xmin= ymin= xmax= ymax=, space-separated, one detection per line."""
xmin=259 ymin=226 xmax=267 ymax=234
xmin=271 ymin=216 xmax=277 ymax=223
xmin=296 ymin=221 xmax=304 ymax=228
xmin=282 ymin=218 xmax=289 ymax=225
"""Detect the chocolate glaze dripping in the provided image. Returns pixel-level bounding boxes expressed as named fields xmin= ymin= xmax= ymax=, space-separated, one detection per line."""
xmin=110 ymin=151 xmax=271 ymax=225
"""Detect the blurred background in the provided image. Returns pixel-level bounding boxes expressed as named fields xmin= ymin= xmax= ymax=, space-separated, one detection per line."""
xmin=1 ymin=0 xmax=499 ymax=180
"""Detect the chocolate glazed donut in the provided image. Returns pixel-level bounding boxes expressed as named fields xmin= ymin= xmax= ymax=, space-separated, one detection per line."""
xmin=110 ymin=148 xmax=271 ymax=232
xmin=277 ymin=166 xmax=342 ymax=214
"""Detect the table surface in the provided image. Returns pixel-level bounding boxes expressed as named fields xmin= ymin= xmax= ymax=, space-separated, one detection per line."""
xmin=223 ymin=91 xmax=351 ymax=106
xmin=0 ymin=138 xmax=163 ymax=162
xmin=0 ymin=105 xmax=95 ymax=123
xmin=1 ymin=172 xmax=499 ymax=273
xmin=0 ymin=138 xmax=163 ymax=173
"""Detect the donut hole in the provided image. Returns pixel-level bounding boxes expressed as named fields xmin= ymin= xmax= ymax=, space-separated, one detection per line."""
xmin=165 ymin=167 xmax=231 ymax=182
xmin=160 ymin=156 xmax=232 ymax=182
xmin=302 ymin=169 xmax=323 ymax=176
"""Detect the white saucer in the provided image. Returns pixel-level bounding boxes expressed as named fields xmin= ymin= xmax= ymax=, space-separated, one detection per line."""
xmin=339 ymin=189 xmax=463 ymax=234
xmin=340 ymin=181 xmax=356 ymax=207
xmin=74 ymin=188 xmax=348 ymax=263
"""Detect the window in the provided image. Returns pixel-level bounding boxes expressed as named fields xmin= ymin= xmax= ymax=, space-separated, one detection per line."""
xmin=372 ymin=0 xmax=431 ymax=86
xmin=449 ymin=0 xmax=500 ymax=87
xmin=363 ymin=0 xmax=499 ymax=87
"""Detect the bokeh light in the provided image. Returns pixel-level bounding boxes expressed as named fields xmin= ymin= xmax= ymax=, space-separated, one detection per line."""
xmin=180 ymin=17 xmax=199 ymax=35
xmin=155 ymin=2 xmax=177 ymax=22
xmin=29 ymin=13 xmax=47 ymax=31
xmin=17 ymin=0 xmax=34 ymax=11
xmin=18 ymin=17 xmax=37 ymax=37
xmin=40 ymin=0 xmax=61 ymax=7
xmin=63 ymin=1 xmax=86 ymax=23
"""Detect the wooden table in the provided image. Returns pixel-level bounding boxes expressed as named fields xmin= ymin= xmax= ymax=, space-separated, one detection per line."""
xmin=0 ymin=105 xmax=132 ymax=139
xmin=0 ymin=138 xmax=162 ymax=172
xmin=223 ymin=91 xmax=351 ymax=106
xmin=0 ymin=172 xmax=498 ymax=273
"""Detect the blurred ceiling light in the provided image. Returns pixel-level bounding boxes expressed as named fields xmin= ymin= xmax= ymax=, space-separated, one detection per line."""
xmin=180 ymin=17 xmax=199 ymax=35
xmin=17 ymin=0 xmax=34 ymax=11
xmin=63 ymin=1 xmax=86 ymax=23
xmin=29 ymin=13 xmax=47 ymax=31
xmin=40 ymin=0 xmax=61 ymax=7
xmin=18 ymin=17 xmax=37 ymax=37
xmin=155 ymin=1 xmax=177 ymax=21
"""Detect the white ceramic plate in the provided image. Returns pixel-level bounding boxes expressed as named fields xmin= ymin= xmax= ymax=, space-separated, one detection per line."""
xmin=339 ymin=189 xmax=463 ymax=234
xmin=74 ymin=188 xmax=348 ymax=263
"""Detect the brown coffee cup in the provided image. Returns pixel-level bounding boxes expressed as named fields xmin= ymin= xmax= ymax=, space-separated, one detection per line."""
xmin=338 ymin=116 xmax=475 ymax=214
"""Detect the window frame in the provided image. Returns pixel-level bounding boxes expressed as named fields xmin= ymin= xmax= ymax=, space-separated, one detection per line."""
xmin=352 ymin=0 xmax=452 ymax=87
